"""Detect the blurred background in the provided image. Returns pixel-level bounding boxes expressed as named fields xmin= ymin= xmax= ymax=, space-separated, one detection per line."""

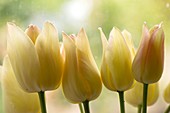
xmin=0 ymin=0 xmax=170 ymax=113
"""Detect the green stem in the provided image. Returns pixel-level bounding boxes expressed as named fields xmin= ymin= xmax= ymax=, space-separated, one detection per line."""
xmin=38 ymin=91 xmax=47 ymax=113
xmin=118 ymin=91 xmax=125 ymax=113
xmin=83 ymin=100 xmax=90 ymax=113
xmin=79 ymin=103 xmax=84 ymax=113
xmin=164 ymin=105 xmax=170 ymax=113
xmin=143 ymin=84 xmax=148 ymax=113
xmin=138 ymin=105 xmax=142 ymax=113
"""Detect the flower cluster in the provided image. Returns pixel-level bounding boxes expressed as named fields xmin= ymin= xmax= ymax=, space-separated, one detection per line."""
xmin=0 ymin=21 xmax=167 ymax=113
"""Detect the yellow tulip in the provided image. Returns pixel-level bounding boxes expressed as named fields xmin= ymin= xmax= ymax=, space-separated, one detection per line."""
xmin=132 ymin=23 xmax=164 ymax=84
xmin=62 ymin=29 xmax=102 ymax=103
xmin=164 ymin=83 xmax=170 ymax=103
xmin=7 ymin=22 xmax=63 ymax=92
xmin=1 ymin=56 xmax=40 ymax=113
xmin=125 ymin=82 xmax=159 ymax=107
xmin=99 ymin=27 xmax=134 ymax=91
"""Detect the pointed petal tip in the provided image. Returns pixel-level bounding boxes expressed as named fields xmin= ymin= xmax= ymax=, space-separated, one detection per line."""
xmin=7 ymin=22 xmax=16 ymax=30
xmin=98 ymin=27 xmax=104 ymax=34
xmin=78 ymin=27 xmax=86 ymax=35
xmin=159 ymin=22 xmax=163 ymax=28
xmin=144 ymin=21 xmax=147 ymax=25
xmin=98 ymin=27 xmax=102 ymax=31
xmin=62 ymin=31 xmax=67 ymax=36
xmin=44 ymin=21 xmax=52 ymax=25
xmin=44 ymin=21 xmax=53 ymax=27
xmin=80 ymin=27 xmax=85 ymax=31
xmin=62 ymin=31 xmax=70 ymax=40
xmin=7 ymin=22 xmax=15 ymax=26
xmin=122 ymin=29 xmax=128 ymax=33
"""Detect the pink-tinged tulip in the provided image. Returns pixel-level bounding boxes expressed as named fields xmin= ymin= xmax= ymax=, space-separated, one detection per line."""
xmin=62 ymin=29 xmax=102 ymax=103
xmin=7 ymin=22 xmax=63 ymax=92
xmin=132 ymin=23 xmax=164 ymax=84
xmin=1 ymin=56 xmax=40 ymax=113
xmin=125 ymin=82 xmax=159 ymax=107
xmin=99 ymin=27 xmax=134 ymax=91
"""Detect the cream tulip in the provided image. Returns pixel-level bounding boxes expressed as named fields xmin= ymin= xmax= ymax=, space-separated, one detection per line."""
xmin=62 ymin=29 xmax=102 ymax=103
xmin=99 ymin=27 xmax=134 ymax=91
xmin=7 ymin=22 xmax=63 ymax=92
xmin=125 ymin=82 xmax=159 ymax=107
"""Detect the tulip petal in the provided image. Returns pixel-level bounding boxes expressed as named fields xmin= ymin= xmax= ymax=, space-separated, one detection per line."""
xmin=62 ymin=32 xmax=86 ymax=103
xmin=122 ymin=30 xmax=136 ymax=59
xmin=132 ymin=24 xmax=150 ymax=83
xmin=7 ymin=23 xmax=41 ymax=92
xmin=147 ymin=83 xmax=159 ymax=106
xmin=164 ymin=83 xmax=170 ymax=103
xmin=98 ymin=27 xmax=108 ymax=51
xmin=76 ymin=28 xmax=99 ymax=73
xmin=77 ymin=48 xmax=102 ymax=101
xmin=35 ymin=22 xmax=63 ymax=91
xmin=99 ymin=28 xmax=116 ymax=91
xmin=2 ymin=56 xmax=40 ymax=113
xmin=25 ymin=24 xmax=40 ymax=44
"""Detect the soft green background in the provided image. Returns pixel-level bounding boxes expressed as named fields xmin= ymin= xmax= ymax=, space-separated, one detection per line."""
xmin=0 ymin=0 xmax=169 ymax=113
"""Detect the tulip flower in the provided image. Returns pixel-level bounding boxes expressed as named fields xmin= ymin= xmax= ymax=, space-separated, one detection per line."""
xmin=132 ymin=23 xmax=164 ymax=113
xmin=7 ymin=22 xmax=64 ymax=113
xmin=99 ymin=27 xmax=134 ymax=92
xmin=1 ymin=56 xmax=40 ymax=113
xmin=7 ymin=22 xmax=63 ymax=92
xmin=132 ymin=23 xmax=164 ymax=84
xmin=125 ymin=82 xmax=159 ymax=108
xmin=62 ymin=29 xmax=102 ymax=113
xmin=99 ymin=27 xmax=134 ymax=113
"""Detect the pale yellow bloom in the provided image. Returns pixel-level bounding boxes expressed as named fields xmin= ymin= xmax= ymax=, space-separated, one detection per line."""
xmin=125 ymin=82 xmax=159 ymax=107
xmin=164 ymin=83 xmax=170 ymax=103
xmin=132 ymin=23 xmax=164 ymax=84
xmin=99 ymin=27 xmax=134 ymax=91
xmin=7 ymin=22 xmax=63 ymax=92
xmin=62 ymin=29 xmax=102 ymax=103
xmin=1 ymin=56 xmax=40 ymax=113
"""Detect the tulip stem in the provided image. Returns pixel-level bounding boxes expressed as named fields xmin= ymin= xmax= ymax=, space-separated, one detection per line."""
xmin=118 ymin=91 xmax=125 ymax=113
xmin=138 ymin=105 xmax=142 ymax=113
xmin=38 ymin=91 xmax=47 ymax=113
xmin=164 ymin=105 xmax=170 ymax=113
xmin=83 ymin=100 xmax=90 ymax=113
xmin=79 ymin=103 xmax=84 ymax=113
xmin=143 ymin=83 xmax=148 ymax=113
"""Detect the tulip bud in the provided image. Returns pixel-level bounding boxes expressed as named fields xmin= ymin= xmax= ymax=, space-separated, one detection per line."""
xmin=62 ymin=29 xmax=102 ymax=103
xmin=99 ymin=27 xmax=134 ymax=91
xmin=164 ymin=83 xmax=170 ymax=103
xmin=7 ymin=22 xmax=63 ymax=92
xmin=25 ymin=24 xmax=40 ymax=44
xmin=125 ymin=82 xmax=159 ymax=107
xmin=1 ymin=56 xmax=40 ymax=113
xmin=132 ymin=23 xmax=164 ymax=84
